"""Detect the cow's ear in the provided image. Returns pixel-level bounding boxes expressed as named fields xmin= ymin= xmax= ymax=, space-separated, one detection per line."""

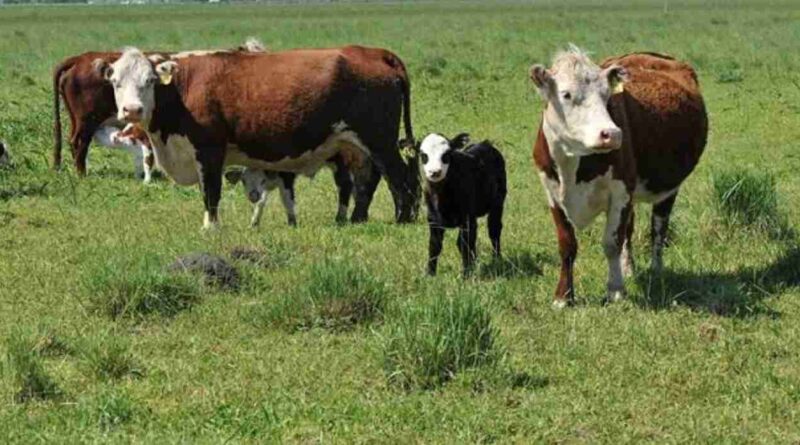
xmin=148 ymin=54 xmax=166 ymax=64
xmin=92 ymin=58 xmax=113 ymax=80
xmin=155 ymin=61 xmax=178 ymax=85
xmin=224 ymin=169 xmax=243 ymax=185
xmin=604 ymin=65 xmax=628 ymax=95
xmin=450 ymin=133 xmax=470 ymax=151
xmin=529 ymin=64 xmax=555 ymax=99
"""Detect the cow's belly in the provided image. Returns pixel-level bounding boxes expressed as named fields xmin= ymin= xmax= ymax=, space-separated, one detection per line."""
xmin=634 ymin=180 xmax=678 ymax=204
xmin=149 ymin=133 xmax=200 ymax=186
xmin=540 ymin=171 xmax=616 ymax=230
xmin=224 ymin=126 xmax=369 ymax=177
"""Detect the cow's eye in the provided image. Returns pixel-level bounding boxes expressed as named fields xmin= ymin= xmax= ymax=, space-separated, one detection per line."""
xmin=420 ymin=153 xmax=429 ymax=164
xmin=562 ymin=91 xmax=572 ymax=101
xmin=441 ymin=152 xmax=451 ymax=164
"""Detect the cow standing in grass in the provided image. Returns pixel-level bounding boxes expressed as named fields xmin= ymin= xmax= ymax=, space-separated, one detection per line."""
xmin=420 ymin=133 xmax=507 ymax=277
xmin=530 ymin=48 xmax=707 ymax=307
xmin=93 ymin=46 xmax=419 ymax=228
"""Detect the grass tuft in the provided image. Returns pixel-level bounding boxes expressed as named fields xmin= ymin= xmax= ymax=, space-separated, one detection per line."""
xmin=711 ymin=168 xmax=786 ymax=236
xmin=257 ymin=260 xmax=387 ymax=332
xmin=81 ymin=335 xmax=144 ymax=381
xmin=84 ymin=259 xmax=203 ymax=320
xmin=5 ymin=329 xmax=62 ymax=403
xmin=381 ymin=290 xmax=500 ymax=390
xmin=93 ymin=389 xmax=138 ymax=431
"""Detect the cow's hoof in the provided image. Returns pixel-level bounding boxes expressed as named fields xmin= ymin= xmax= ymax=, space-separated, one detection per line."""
xmin=552 ymin=299 xmax=571 ymax=310
xmin=604 ymin=290 xmax=626 ymax=304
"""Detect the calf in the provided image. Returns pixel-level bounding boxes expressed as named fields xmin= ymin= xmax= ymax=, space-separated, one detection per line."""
xmin=530 ymin=47 xmax=707 ymax=307
xmin=420 ymin=133 xmax=507 ymax=276
xmin=226 ymin=154 xmax=359 ymax=227
xmin=96 ymin=124 xmax=156 ymax=183
xmin=0 ymin=141 xmax=10 ymax=167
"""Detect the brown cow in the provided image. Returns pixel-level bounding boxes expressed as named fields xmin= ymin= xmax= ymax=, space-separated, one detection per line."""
xmin=530 ymin=47 xmax=707 ymax=307
xmin=93 ymin=45 xmax=419 ymax=228
xmin=52 ymin=39 xmax=266 ymax=176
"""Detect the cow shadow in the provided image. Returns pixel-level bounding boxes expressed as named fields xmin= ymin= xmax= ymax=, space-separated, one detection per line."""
xmin=478 ymin=250 xmax=548 ymax=280
xmin=632 ymin=245 xmax=800 ymax=318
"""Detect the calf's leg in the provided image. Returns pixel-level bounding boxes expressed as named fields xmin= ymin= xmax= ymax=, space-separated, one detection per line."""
xmin=332 ymin=159 xmax=353 ymax=224
xmin=278 ymin=172 xmax=297 ymax=227
xmin=551 ymin=206 xmax=577 ymax=308
xmin=488 ymin=204 xmax=504 ymax=257
xmin=457 ymin=218 xmax=478 ymax=277
xmin=351 ymin=163 xmax=381 ymax=223
xmin=427 ymin=225 xmax=445 ymax=276
xmin=651 ymin=192 xmax=677 ymax=272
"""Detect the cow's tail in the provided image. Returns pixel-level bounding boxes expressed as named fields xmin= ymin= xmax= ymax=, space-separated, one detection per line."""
xmin=398 ymin=61 xmax=414 ymax=146
xmin=52 ymin=58 xmax=74 ymax=169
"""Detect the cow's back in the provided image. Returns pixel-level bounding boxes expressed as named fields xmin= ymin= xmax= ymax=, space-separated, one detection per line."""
xmin=605 ymin=52 xmax=707 ymax=197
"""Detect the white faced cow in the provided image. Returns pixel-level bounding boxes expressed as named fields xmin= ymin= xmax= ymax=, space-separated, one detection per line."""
xmin=94 ymin=46 xmax=418 ymax=229
xmin=530 ymin=47 xmax=707 ymax=308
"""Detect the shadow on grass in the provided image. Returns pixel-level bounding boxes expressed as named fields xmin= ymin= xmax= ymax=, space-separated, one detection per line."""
xmin=478 ymin=251 xmax=547 ymax=280
xmin=634 ymin=245 xmax=800 ymax=318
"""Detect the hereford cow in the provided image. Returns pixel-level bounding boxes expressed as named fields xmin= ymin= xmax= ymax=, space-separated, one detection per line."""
xmin=52 ymin=39 xmax=265 ymax=177
xmin=93 ymin=46 xmax=419 ymax=228
xmin=530 ymin=47 xmax=707 ymax=307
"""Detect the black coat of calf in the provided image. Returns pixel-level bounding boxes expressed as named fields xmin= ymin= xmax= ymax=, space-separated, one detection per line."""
xmin=420 ymin=133 xmax=507 ymax=276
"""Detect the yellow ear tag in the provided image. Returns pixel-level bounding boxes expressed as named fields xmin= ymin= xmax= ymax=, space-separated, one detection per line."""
xmin=611 ymin=81 xmax=625 ymax=95
xmin=159 ymin=72 xmax=173 ymax=85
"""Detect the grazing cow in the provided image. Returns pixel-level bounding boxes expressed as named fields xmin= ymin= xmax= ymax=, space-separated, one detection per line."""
xmin=101 ymin=124 xmax=156 ymax=183
xmin=52 ymin=39 xmax=266 ymax=178
xmin=93 ymin=45 xmax=419 ymax=228
xmin=420 ymin=133 xmax=507 ymax=276
xmin=0 ymin=141 xmax=10 ymax=166
xmin=530 ymin=47 xmax=707 ymax=307
xmin=226 ymin=153 xmax=357 ymax=227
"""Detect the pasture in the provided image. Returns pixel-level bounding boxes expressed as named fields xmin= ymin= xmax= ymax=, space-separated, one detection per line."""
xmin=2 ymin=0 xmax=800 ymax=442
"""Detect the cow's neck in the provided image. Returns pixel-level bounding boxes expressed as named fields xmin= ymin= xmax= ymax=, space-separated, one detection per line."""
xmin=542 ymin=117 xmax=582 ymax=202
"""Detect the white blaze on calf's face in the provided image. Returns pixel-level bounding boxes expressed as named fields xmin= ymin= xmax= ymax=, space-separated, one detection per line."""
xmin=419 ymin=134 xmax=451 ymax=183
xmin=530 ymin=47 xmax=628 ymax=156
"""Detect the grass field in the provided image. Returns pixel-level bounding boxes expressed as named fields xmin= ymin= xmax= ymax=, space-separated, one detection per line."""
xmin=2 ymin=0 xmax=800 ymax=442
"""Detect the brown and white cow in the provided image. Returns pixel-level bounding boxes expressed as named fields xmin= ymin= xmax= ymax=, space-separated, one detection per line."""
xmin=93 ymin=45 xmax=419 ymax=228
xmin=530 ymin=47 xmax=707 ymax=307
xmin=52 ymin=39 xmax=266 ymax=178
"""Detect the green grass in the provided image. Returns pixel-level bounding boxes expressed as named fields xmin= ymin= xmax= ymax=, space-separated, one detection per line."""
xmin=2 ymin=0 xmax=800 ymax=442
xmin=712 ymin=168 xmax=787 ymax=236
xmin=381 ymin=290 xmax=500 ymax=390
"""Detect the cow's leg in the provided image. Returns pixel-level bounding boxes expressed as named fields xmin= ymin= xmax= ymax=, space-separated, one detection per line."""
xmin=551 ymin=206 xmax=577 ymax=308
xmin=621 ymin=207 xmax=635 ymax=277
xmin=488 ymin=204 xmax=504 ymax=258
xmin=72 ymin=121 xmax=101 ymax=176
xmin=196 ymin=152 xmax=224 ymax=230
xmin=250 ymin=190 xmax=269 ymax=228
xmin=332 ymin=159 xmax=353 ymax=224
xmin=603 ymin=198 xmax=632 ymax=304
xmin=651 ymin=192 xmax=677 ymax=272
xmin=278 ymin=172 xmax=297 ymax=227
xmin=457 ymin=217 xmax=478 ymax=277
xmin=142 ymin=146 xmax=154 ymax=184
xmin=427 ymin=224 xmax=445 ymax=276
xmin=351 ymin=162 xmax=381 ymax=223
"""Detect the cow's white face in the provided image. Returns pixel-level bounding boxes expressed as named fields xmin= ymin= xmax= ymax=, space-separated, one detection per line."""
xmin=94 ymin=48 xmax=177 ymax=125
xmin=419 ymin=134 xmax=452 ymax=183
xmin=530 ymin=47 xmax=628 ymax=156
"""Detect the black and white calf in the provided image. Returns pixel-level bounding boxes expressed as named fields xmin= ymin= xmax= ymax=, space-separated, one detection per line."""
xmin=420 ymin=133 xmax=507 ymax=276
xmin=0 ymin=141 xmax=9 ymax=166
xmin=225 ymin=155 xmax=355 ymax=227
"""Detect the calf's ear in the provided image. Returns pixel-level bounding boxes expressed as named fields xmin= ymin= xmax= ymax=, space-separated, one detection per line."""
xmin=224 ymin=169 xmax=244 ymax=185
xmin=604 ymin=65 xmax=629 ymax=95
xmin=450 ymin=133 xmax=470 ymax=150
xmin=155 ymin=61 xmax=179 ymax=85
xmin=92 ymin=58 xmax=113 ymax=80
xmin=529 ymin=64 xmax=555 ymax=99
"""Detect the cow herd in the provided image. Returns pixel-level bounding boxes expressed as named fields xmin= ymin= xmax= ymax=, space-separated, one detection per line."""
xmin=46 ymin=40 xmax=707 ymax=308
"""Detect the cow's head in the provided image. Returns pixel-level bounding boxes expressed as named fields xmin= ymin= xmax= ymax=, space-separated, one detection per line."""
xmin=93 ymin=48 xmax=178 ymax=125
xmin=419 ymin=133 xmax=463 ymax=183
xmin=530 ymin=46 xmax=628 ymax=156
xmin=225 ymin=168 xmax=266 ymax=203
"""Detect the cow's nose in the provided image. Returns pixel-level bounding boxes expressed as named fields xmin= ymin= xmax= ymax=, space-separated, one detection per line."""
xmin=599 ymin=128 xmax=622 ymax=149
xmin=123 ymin=106 xmax=143 ymax=119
